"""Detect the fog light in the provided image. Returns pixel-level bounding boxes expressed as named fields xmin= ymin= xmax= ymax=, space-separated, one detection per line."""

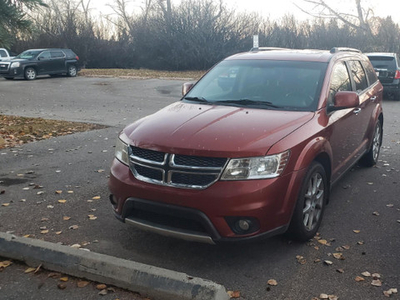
xmin=238 ymin=220 xmax=250 ymax=231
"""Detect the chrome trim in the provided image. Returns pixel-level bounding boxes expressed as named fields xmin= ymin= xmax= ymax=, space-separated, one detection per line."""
xmin=130 ymin=152 xmax=168 ymax=166
xmin=125 ymin=218 xmax=215 ymax=244
xmin=130 ymin=160 xmax=165 ymax=185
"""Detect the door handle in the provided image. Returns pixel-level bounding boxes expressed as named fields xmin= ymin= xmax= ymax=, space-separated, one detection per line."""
xmin=353 ymin=108 xmax=361 ymax=114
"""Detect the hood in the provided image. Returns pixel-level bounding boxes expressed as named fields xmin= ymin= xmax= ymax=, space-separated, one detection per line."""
xmin=124 ymin=102 xmax=314 ymax=157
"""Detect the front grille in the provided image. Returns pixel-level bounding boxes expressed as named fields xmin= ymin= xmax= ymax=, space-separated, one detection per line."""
xmin=129 ymin=146 xmax=228 ymax=189
xmin=0 ymin=62 xmax=10 ymax=72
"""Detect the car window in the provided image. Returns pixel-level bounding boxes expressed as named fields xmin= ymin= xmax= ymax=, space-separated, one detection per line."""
xmin=38 ymin=51 xmax=51 ymax=59
xmin=362 ymin=60 xmax=378 ymax=85
xmin=0 ymin=49 xmax=7 ymax=57
xmin=185 ymin=60 xmax=327 ymax=111
xmin=368 ymin=56 xmax=396 ymax=70
xmin=349 ymin=60 xmax=368 ymax=92
xmin=328 ymin=62 xmax=352 ymax=105
xmin=51 ymin=51 xmax=65 ymax=58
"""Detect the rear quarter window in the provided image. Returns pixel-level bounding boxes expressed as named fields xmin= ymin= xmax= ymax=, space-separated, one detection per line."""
xmin=349 ymin=60 xmax=368 ymax=92
xmin=362 ymin=60 xmax=378 ymax=85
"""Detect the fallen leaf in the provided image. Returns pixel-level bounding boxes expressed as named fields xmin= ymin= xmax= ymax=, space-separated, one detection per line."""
xmin=57 ymin=283 xmax=67 ymax=290
xmin=69 ymin=225 xmax=79 ymax=230
xmin=63 ymin=216 xmax=71 ymax=221
xmin=48 ymin=272 xmax=61 ymax=279
xmin=355 ymin=276 xmax=365 ymax=282
xmin=96 ymin=284 xmax=107 ymax=290
xmin=324 ymin=260 xmax=333 ymax=266
xmin=372 ymin=273 xmax=381 ymax=279
xmin=372 ymin=211 xmax=380 ymax=216
xmin=88 ymin=214 xmax=97 ymax=220
xmin=47 ymin=205 xmax=54 ymax=209
xmin=58 ymin=199 xmax=67 ymax=204
xmin=267 ymin=279 xmax=278 ymax=286
xmin=98 ymin=289 xmax=108 ymax=296
xmin=227 ymin=291 xmax=240 ymax=298
xmin=71 ymin=244 xmax=81 ymax=248
xmin=386 ymin=204 xmax=394 ymax=208
xmin=372 ymin=279 xmax=382 ymax=287
xmin=333 ymin=253 xmax=344 ymax=260
xmin=0 ymin=260 xmax=12 ymax=269
xmin=357 ymin=241 xmax=365 ymax=245
xmin=361 ymin=271 xmax=371 ymax=277
xmin=296 ymin=255 xmax=307 ymax=264
xmin=40 ymin=230 xmax=49 ymax=234
xmin=34 ymin=264 xmax=42 ymax=274
xmin=336 ymin=269 xmax=344 ymax=274
xmin=25 ymin=267 xmax=36 ymax=273
xmin=67 ymin=191 xmax=74 ymax=194
xmin=37 ymin=191 xmax=45 ymax=195
xmin=342 ymin=245 xmax=351 ymax=250
xmin=353 ymin=230 xmax=361 ymax=234
xmin=1 ymin=203 xmax=10 ymax=207
xmin=318 ymin=239 xmax=329 ymax=245
xmin=55 ymin=190 xmax=62 ymax=194
xmin=60 ymin=277 xmax=69 ymax=282
xmin=320 ymin=294 xmax=329 ymax=299
xmin=77 ymin=281 xmax=90 ymax=288
xmin=92 ymin=196 xmax=101 ymax=200
xmin=55 ymin=231 xmax=62 ymax=235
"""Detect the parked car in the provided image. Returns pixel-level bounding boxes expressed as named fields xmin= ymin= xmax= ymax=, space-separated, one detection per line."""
xmin=0 ymin=48 xmax=80 ymax=80
xmin=366 ymin=52 xmax=400 ymax=100
xmin=108 ymin=47 xmax=383 ymax=244
xmin=0 ymin=48 xmax=15 ymax=61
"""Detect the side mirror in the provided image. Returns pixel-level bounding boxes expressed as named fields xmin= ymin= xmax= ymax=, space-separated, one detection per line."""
xmin=182 ymin=82 xmax=195 ymax=96
xmin=328 ymin=91 xmax=359 ymax=112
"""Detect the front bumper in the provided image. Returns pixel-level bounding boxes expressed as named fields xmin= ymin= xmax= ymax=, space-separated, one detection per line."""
xmin=0 ymin=66 xmax=22 ymax=78
xmin=108 ymin=158 xmax=306 ymax=243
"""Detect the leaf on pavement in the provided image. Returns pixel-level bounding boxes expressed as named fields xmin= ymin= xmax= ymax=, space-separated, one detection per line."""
xmin=96 ymin=284 xmax=107 ymax=290
xmin=63 ymin=216 xmax=71 ymax=221
xmin=333 ymin=253 xmax=344 ymax=260
xmin=25 ymin=267 xmax=36 ymax=273
xmin=58 ymin=199 xmax=67 ymax=204
xmin=371 ymin=279 xmax=382 ymax=287
xmin=92 ymin=196 xmax=101 ymax=200
xmin=353 ymin=230 xmax=361 ymax=234
xmin=355 ymin=276 xmax=365 ymax=282
xmin=267 ymin=279 xmax=278 ymax=286
xmin=69 ymin=225 xmax=79 ymax=230
xmin=57 ymin=283 xmax=67 ymax=290
xmin=361 ymin=271 xmax=371 ymax=277
xmin=98 ymin=289 xmax=108 ymax=296
xmin=77 ymin=280 xmax=90 ymax=288
xmin=40 ymin=230 xmax=49 ymax=234
xmin=1 ymin=203 xmax=10 ymax=207
xmin=296 ymin=255 xmax=307 ymax=265
xmin=227 ymin=291 xmax=240 ymax=298
xmin=55 ymin=231 xmax=62 ymax=235
xmin=324 ymin=260 xmax=333 ymax=266
xmin=55 ymin=190 xmax=62 ymax=194
xmin=60 ymin=277 xmax=69 ymax=282
xmin=0 ymin=260 xmax=12 ymax=270
xmin=67 ymin=191 xmax=74 ymax=194
xmin=88 ymin=214 xmax=97 ymax=220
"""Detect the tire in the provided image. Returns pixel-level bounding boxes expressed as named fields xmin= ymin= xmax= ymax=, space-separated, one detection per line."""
xmin=24 ymin=67 xmax=36 ymax=80
xmin=67 ymin=65 xmax=77 ymax=77
xmin=360 ymin=121 xmax=382 ymax=167
xmin=287 ymin=162 xmax=328 ymax=242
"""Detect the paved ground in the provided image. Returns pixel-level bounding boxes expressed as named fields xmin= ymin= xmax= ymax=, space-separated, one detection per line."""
xmin=0 ymin=76 xmax=399 ymax=300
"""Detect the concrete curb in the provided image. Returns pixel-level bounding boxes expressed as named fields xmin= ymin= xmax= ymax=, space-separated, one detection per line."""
xmin=0 ymin=232 xmax=229 ymax=300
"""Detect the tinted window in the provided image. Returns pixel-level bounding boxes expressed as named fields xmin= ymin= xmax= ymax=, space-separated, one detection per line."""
xmin=185 ymin=60 xmax=327 ymax=111
xmin=349 ymin=60 xmax=368 ymax=92
xmin=368 ymin=56 xmax=396 ymax=70
xmin=51 ymin=51 xmax=65 ymax=58
xmin=0 ymin=49 xmax=7 ymax=57
xmin=328 ymin=62 xmax=351 ymax=105
xmin=16 ymin=50 xmax=41 ymax=59
xmin=38 ymin=51 xmax=51 ymax=59
xmin=362 ymin=60 xmax=378 ymax=85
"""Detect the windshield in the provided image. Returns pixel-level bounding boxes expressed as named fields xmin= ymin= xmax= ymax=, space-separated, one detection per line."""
xmin=16 ymin=50 xmax=41 ymax=59
xmin=184 ymin=59 xmax=327 ymax=111
xmin=368 ymin=56 xmax=396 ymax=70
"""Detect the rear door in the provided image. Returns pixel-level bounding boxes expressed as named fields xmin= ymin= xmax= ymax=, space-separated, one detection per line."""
xmin=36 ymin=51 xmax=52 ymax=74
xmin=50 ymin=50 xmax=66 ymax=73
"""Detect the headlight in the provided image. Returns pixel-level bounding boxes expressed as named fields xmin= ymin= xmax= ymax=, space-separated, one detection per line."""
xmin=114 ymin=134 xmax=129 ymax=165
xmin=221 ymin=150 xmax=290 ymax=180
xmin=10 ymin=62 xmax=20 ymax=68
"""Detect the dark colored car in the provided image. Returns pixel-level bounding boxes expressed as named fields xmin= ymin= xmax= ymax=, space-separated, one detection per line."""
xmin=0 ymin=48 xmax=80 ymax=80
xmin=108 ymin=47 xmax=383 ymax=244
xmin=366 ymin=52 xmax=400 ymax=100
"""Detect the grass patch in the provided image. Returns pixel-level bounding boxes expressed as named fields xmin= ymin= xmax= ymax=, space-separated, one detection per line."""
xmin=80 ymin=68 xmax=205 ymax=80
xmin=0 ymin=115 xmax=106 ymax=149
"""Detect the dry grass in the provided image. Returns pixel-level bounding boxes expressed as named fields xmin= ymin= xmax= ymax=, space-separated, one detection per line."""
xmin=80 ymin=68 xmax=205 ymax=80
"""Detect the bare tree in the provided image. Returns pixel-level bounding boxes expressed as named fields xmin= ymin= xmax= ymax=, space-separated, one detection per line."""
xmin=296 ymin=0 xmax=374 ymax=36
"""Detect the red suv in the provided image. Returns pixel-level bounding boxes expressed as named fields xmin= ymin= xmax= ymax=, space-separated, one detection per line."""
xmin=108 ymin=47 xmax=383 ymax=243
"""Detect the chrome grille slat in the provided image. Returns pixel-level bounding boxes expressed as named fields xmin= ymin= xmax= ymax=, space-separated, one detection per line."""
xmin=129 ymin=146 xmax=228 ymax=189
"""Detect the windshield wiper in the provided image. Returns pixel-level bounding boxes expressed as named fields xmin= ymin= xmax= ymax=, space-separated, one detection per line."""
xmin=183 ymin=96 xmax=209 ymax=103
xmin=217 ymin=99 xmax=280 ymax=108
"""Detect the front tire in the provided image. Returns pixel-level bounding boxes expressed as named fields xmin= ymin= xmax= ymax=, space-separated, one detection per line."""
xmin=67 ymin=65 xmax=77 ymax=77
xmin=287 ymin=162 xmax=328 ymax=242
xmin=360 ymin=120 xmax=382 ymax=167
xmin=24 ymin=67 xmax=36 ymax=80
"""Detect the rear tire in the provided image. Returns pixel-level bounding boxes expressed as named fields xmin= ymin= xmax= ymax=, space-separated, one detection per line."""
xmin=24 ymin=67 xmax=36 ymax=80
xmin=360 ymin=120 xmax=382 ymax=167
xmin=67 ymin=65 xmax=77 ymax=77
xmin=287 ymin=162 xmax=328 ymax=242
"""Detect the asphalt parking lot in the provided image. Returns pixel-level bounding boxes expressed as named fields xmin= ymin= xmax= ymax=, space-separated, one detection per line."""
xmin=0 ymin=76 xmax=399 ymax=299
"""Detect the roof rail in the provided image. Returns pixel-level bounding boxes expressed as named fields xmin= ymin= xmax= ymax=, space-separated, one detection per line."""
xmin=250 ymin=47 xmax=290 ymax=52
xmin=330 ymin=47 xmax=361 ymax=54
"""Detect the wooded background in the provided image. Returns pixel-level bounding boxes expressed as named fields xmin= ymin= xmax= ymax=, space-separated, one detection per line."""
xmin=2 ymin=0 xmax=400 ymax=70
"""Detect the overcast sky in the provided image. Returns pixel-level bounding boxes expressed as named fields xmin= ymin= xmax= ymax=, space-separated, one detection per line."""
xmin=92 ymin=0 xmax=400 ymax=24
